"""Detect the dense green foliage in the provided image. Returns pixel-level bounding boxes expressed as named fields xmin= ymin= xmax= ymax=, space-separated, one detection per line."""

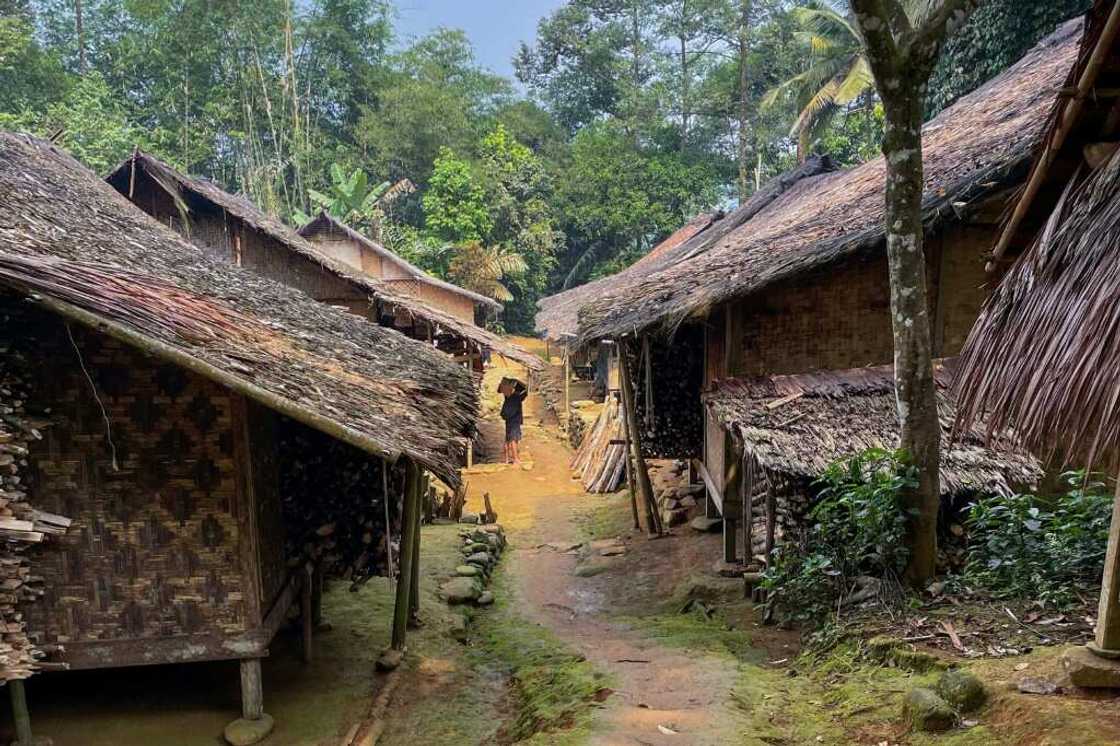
xmin=0 ymin=0 xmax=1082 ymax=331
xmin=962 ymin=472 xmax=1113 ymax=607
xmin=762 ymin=449 xmax=915 ymax=625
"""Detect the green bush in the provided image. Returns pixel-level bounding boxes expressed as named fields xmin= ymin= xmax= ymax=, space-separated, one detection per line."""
xmin=962 ymin=471 xmax=1112 ymax=606
xmin=762 ymin=448 xmax=916 ymax=625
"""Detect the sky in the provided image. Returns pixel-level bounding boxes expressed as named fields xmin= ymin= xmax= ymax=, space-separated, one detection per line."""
xmin=393 ymin=0 xmax=564 ymax=79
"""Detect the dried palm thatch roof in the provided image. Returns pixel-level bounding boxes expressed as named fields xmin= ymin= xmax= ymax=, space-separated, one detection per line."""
xmin=106 ymin=150 xmax=541 ymax=371
xmin=535 ymin=211 xmax=722 ymax=343
xmin=955 ymin=145 xmax=1120 ymax=474
xmin=300 ymin=211 xmax=502 ymax=311
xmin=576 ymin=19 xmax=1083 ymax=346
xmin=1 ymin=132 xmax=477 ymax=485
xmin=705 ymin=362 xmax=1041 ymax=496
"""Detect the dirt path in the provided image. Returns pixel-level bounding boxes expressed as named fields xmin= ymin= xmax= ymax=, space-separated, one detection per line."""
xmin=465 ymin=358 xmax=748 ymax=745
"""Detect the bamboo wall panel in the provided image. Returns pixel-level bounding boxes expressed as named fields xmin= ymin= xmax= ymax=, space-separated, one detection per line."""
xmin=22 ymin=315 xmax=248 ymax=646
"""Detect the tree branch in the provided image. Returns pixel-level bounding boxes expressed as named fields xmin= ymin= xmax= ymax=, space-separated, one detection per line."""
xmin=850 ymin=0 xmax=902 ymax=74
xmin=911 ymin=0 xmax=983 ymax=70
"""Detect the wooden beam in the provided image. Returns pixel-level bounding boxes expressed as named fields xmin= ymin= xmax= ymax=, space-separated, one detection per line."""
xmin=301 ymin=563 xmax=314 ymax=664
xmin=693 ymin=458 xmax=724 ymax=515
xmin=409 ymin=473 xmax=424 ymax=627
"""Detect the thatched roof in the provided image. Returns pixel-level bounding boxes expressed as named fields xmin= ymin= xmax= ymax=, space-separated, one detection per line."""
xmin=955 ymin=1 xmax=1120 ymax=473
xmin=535 ymin=211 xmax=723 ymax=343
xmin=1 ymin=132 xmax=477 ymax=485
xmin=300 ymin=211 xmax=501 ymax=311
xmin=955 ymin=135 xmax=1120 ymax=473
xmin=576 ymin=19 xmax=1083 ymax=345
xmin=106 ymin=151 xmax=541 ymax=371
xmin=705 ymin=362 xmax=1041 ymax=497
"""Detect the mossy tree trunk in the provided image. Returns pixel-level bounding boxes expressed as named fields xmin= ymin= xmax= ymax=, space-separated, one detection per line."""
xmin=850 ymin=0 xmax=981 ymax=585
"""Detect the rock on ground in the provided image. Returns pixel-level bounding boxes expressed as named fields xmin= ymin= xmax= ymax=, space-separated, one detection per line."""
xmin=441 ymin=577 xmax=482 ymax=604
xmin=1062 ymin=645 xmax=1120 ymax=689
xmin=903 ymin=688 xmax=956 ymax=732
xmin=937 ymin=669 xmax=987 ymax=712
xmin=223 ymin=714 xmax=275 ymax=746
xmin=689 ymin=516 xmax=721 ymax=533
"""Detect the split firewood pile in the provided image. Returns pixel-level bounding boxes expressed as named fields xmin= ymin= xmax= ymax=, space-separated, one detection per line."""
xmin=570 ymin=395 xmax=626 ymax=492
xmin=0 ymin=334 xmax=70 ymax=682
xmin=279 ymin=419 xmax=400 ymax=587
xmin=630 ymin=330 xmax=704 ymax=459
xmin=647 ymin=460 xmax=703 ymax=528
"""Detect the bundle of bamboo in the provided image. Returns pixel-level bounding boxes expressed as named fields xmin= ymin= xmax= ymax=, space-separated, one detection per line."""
xmin=570 ymin=395 xmax=627 ymax=493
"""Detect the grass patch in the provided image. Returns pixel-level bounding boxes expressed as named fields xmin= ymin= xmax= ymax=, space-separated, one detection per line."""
xmin=470 ymin=566 xmax=611 ymax=744
xmin=620 ymin=606 xmax=762 ymax=663
xmin=573 ymin=492 xmax=633 ymax=542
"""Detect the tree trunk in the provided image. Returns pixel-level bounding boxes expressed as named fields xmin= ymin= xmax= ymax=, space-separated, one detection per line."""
xmin=736 ymin=0 xmax=753 ymax=201
xmin=879 ymin=89 xmax=940 ymax=586
xmin=75 ymin=0 xmax=86 ymax=74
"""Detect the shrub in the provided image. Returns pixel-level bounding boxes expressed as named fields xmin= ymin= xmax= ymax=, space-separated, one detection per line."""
xmin=762 ymin=448 xmax=916 ymax=625
xmin=962 ymin=471 xmax=1112 ymax=606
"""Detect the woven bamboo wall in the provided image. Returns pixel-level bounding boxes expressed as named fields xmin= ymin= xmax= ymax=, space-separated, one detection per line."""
xmin=21 ymin=313 xmax=250 ymax=647
xmin=730 ymin=224 xmax=996 ymax=378
xmin=383 ymin=279 xmax=476 ymax=323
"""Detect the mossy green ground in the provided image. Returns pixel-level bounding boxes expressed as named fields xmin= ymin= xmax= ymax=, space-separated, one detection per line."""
xmin=380 ymin=522 xmax=610 ymax=745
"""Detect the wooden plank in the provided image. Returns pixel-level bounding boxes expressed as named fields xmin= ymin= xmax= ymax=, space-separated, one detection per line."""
xmin=58 ymin=632 xmax=269 ymax=670
xmin=301 ymin=564 xmax=314 ymax=664
xmin=261 ymin=570 xmax=302 ymax=644
xmin=230 ymin=395 xmax=264 ymax=629
xmin=693 ymin=458 xmax=724 ymax=515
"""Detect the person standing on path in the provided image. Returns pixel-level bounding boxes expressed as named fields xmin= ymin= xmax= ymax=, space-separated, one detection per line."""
xmin=499 ymin=377 xmax=527 ymax=464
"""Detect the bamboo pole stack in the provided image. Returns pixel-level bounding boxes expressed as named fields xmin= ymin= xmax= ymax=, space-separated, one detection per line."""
xmin=570 ymin=395 xmax=627 ymax=493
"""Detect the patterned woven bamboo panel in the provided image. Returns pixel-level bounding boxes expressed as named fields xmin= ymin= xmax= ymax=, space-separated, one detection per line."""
xmin=22 ymin=319 xmax=247 ymax=645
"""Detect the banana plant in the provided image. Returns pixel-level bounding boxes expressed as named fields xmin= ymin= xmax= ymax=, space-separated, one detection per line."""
xmin=292 ymin=163 xmax=415 ymax=237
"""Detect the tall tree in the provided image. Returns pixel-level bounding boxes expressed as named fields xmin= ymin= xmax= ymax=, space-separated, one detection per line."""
xmin=849 ymin=0 xmax=980 ymax=584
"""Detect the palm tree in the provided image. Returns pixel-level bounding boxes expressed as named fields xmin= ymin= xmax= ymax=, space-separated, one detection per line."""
xmin=448 ymin=241 xmax=528 ymax=303
xmin=764 ymin=1 xmax=929 ymax=159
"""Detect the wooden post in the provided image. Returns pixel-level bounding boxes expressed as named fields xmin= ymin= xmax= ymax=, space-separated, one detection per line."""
xmin=1092 ymin=478 xmax=1120 ymax=655
xmin=240 ymin=658 xmax=264 ymax=721
xmin=764 ymin=489 xmax=776 ymax=567
xmin=311 ymin=560 xmax=324 ymax=628
xmin=391 ymin=461 xmax=421 ymax=651
xmin=408 ymin=475 xmax=423 ymax=628
xmin=563 ymin=351 xmax=571 ymax=428
xmin=301 ymin=563 xmax=314 ymax=663
xmin=618 ymin=342 xmax=661 ymax=535
xmin=620 ymin=391 xmax=640 ymax=530
xmin=9 ymin=679 xmax=32 ymax=746
xmin=741 ymin=454 xmax=753 ymax=564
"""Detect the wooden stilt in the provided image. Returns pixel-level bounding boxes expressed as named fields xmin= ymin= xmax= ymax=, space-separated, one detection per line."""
xmin=764 ymin=489 xmax=776 ymax=567
xmin=9 ymin=679 xmax=32 ymax=746
xmin=301 ymin=564 xmax=314 ymax=663
xmin=723 ymin=517 xmax=738 ymax=564
xmin=240 ymin=658 xmax=264 ymax=721
xmin=391 ymin=461 xmax=421 ymax=651
xmin=1092 ymin=478 xmax=1120 ymax=655
xmin=311 ymin=561 xmax=324 ymax=628
xmin=741 ymin=454 xmax=753 ymax=564
xmin=408 ymin=477 xmax=422 ymax=628
xmin=618 ymin=342 xmax=661 ymax=536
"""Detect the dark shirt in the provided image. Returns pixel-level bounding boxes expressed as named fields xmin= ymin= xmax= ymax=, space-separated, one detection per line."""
xmin=500 ymin=383 xmax=527 ymax=424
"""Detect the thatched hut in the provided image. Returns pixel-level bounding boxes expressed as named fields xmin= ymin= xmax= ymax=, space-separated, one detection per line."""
xmin=706 ymin=362 xmax=1040 ymax=561
xmin=955 ymin=0 xmax=1120 ymax=669
xmin=105 ymin=151 xmax=542 ymax=374
xmin=0 ymin=132 xmax=478 ymax=742
xmin=300 ymin=211 xmax=500 ymax=324
xmin=569 ymin=20 xmax=1081 ymax=560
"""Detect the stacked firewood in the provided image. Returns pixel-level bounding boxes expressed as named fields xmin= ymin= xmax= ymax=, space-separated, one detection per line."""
xmin=570 ymin=395 xmax=627 ymax=493
xmin=0 ymin=328 xmax=69 ymax=682
xmin=631 ymin=329 xmax=704 ymax=459
xmin=278 ymin=419 xmax=400 ymax=587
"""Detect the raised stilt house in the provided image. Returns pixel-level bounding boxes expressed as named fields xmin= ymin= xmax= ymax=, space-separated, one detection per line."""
xmin=0 ymin=132 xmax=478 ymax=743
xmin=955 ymin=0 xmax=1120 ymax=679
xmin=566 ymin=19 xmax=1081 ymax=561
xmin=105 ymin=151 xmax=542 ymax=374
